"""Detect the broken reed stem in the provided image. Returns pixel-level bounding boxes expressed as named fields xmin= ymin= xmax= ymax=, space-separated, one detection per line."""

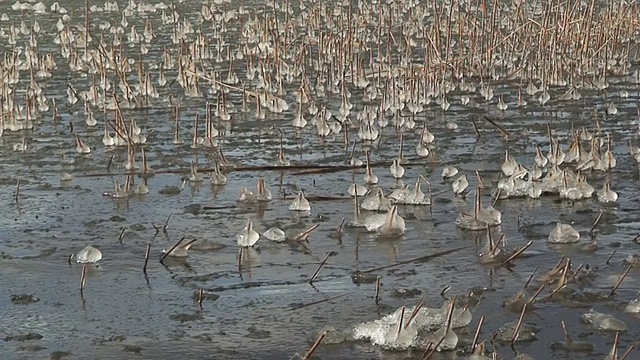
xmin=606 ymin=249 xmax=617 ymax=265
xmin=288 ymin=292 xmax=351 ymax=311
xmin=482 ymin=115 xmax=511 ymax=138
xmin=375 ymin=276 xmax=382 ymax=305
xmin=159 ymin=236 xmax=186 ymax=263
xmin=569 ymin=263 xmax=588 ymax=280
xmin=118 ymin=227 xmax=126 ymax=244
xmin=336 ymin=218 xmax=345 ymax=237
xmin=492 ymin=188 xmax=501 ymax=207
xmin=471 ymin=117 xmax=481 ymax=137
xmin=620 ymin=344 xmax=635 ymax=360
xmin=185 ymin=69 xmax=277 ymax=100
xmin=558 ymin=259 xmax=571 ymax=289
xmin=302 ymin=330 xmax=327 ymax=360
xmin=610 ymin=264 xmax=632 ymax=296
xmin=524 ymin=266 xmax=539 ymax=288
xmin=494 ymin=234 xmax=506 ymax=256
xmin=395 ymin=306 xmax=406 ymax=339
xmin=361 ymin=246 xmax=469 ymax=274
xmin=547 ymin=282 xmax=568 ymax=300
xmin=163 ymin=213 xmax=173 ymax=232
xmin=80 ymin=264 xmax=87 ymax=292
xmin=142 ymin=244 xmax=151 ymax=274
xmin=589 ymin=209 xmax=604 ymax=234
xmin=611 ymin=331 xmax=620 ymax=360
xmin=561 ymin=320 xmax=572 ymax=343
xmin=470 ymin=316 xmax=485 ymax=352
xmin=443 ymin=295 xmax=457 ymax=335
xmin=15 ymin=179 xmax=20 ymax=203
xmin=440 ymin=286 xmax=452 ymax=300
xmin=405 ymin=296 xmax=424 ymax=329
xmin=548 ymin=261 xmax=570 ymax=299
xmin=527 ymin=283 xmax=546 ymax=305
xmin=553 ymin=256 xmax=567 ymax=270
xmin=543 ymin=262 xmax=565 ymax=281
xmin=502 ymin=240 xmax=533 ymax=265
xmin=197 ymin=288 xmax=205 ymax=306
xmin=106 ymin=154 xmax=115 ymax=171
xmin=421 ymin=337 xmax=445 ymax=359
xmin=237 ymin=247 xmax=243 ymax=271
xmin=309 ymin=252 xmax=332 ymax=284
xmin=294 ymin=224 xmax=320 ymax=242
xmin=67 ymin=254 xmax=73 ymax=265
xmin=72 ymin=158 xmax=430 ymax=179
xmin=511 ymin=303 xmax=527 ymax=348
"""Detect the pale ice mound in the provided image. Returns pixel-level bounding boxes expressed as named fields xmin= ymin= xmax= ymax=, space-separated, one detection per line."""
xmin=581 ymin=309 xmax=628 ymax=331
xmin=350 ymin=302 xmax=472 ymax=350
xmin=363 ymin=213 xmax=387 ymax=232
xmin=264 ymin=227 xmax=286 ymax=242
xmin=236 ymin=220 xmax=259 ymax=247
xmin=548 ymin=222 xmax=580 ymax=244
xmin=76 ymin=245 xmax=102 ymax=263
xmin=350 ymin=306 xmax=420 ymax=350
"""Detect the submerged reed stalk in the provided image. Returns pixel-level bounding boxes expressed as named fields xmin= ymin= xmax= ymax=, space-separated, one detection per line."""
xmin=471 ymin=118 xmax=481 ymax=137
xmin=524 ymin=266 xmax=539 ymax=288
xmin=288 ymin=292 xmax=351 ymax=311
xmin=197 ymin=288 xmax=205 ymax=306
xmin=14 ymin=179 xmax=20 ymax=204
xmin=511 ymin=303 xmax=528 ymax=349
xmin=143 ymin=244 xmax=151 ymax=274
xmin=470 ymin=316 xmax=485 ymax=352
xmin=163 ymin=213 xmax=173 ymax=233
xmin=570 ymin=263 xmax=585 ymax=282
xmin=335 ymin=218 xmax=346 ymax=239
xmin=80 ymin=264 xmax=87 ymax=292
xmin=395 ymin=306 xmax=406 ymax=340
xmin=482 ymin=116 xmax=511 ymax=138
xmin=502 ymin=241 xmax=533 ymax=265
xmin=611 ymin=331 xmax=620 ymax=360
xmin=106 ymin=154 xmax=115 ymax=171
xmin=610 ymin=265 xmax=633 ymax=296
xmin=309 ymin=252 xmax=333 ymax=284
xmin=421 ymin=339 xmax=443 ymax=360
xmin=159 ymin=236 xmax=186 ymax=263
xmin=620 ymin=344 xmax=636 ymax=360
xmin=405 ymin=296 xmax=424 ymax=329
xmin=118 ymin=227 xmax=126 ymax=244
xmin=302 ymin=330 xmax=327 ymax=360
xmin=527 ymin=283 xmax=546 ymax=305
xmin=589 ymin=210 xmax=604 ymax=234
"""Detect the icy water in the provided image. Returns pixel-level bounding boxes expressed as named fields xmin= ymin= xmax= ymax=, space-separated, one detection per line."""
xmin=1 ymin=1 xmax=640 ymax=360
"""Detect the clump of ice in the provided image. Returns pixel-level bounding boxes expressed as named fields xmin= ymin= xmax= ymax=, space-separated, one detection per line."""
xmin=264 ymin=227 xmax=286 ymax=242
xmin=425 ymin=324 xmax=458 ymax=351
xmin=350 ymin=306 xmax=420 ymax=350
xmin=548 ymin=223 xmax=580 ymax=244
xmin=363 ymin=213 xmax=386 ymax=232
xmin=350 ymin=301 xmax=472 ymax=350
xmin=581 ymin=309 xmax=628 ymax=331
xmin=76 ymin=245 xmax=102 ymax=263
